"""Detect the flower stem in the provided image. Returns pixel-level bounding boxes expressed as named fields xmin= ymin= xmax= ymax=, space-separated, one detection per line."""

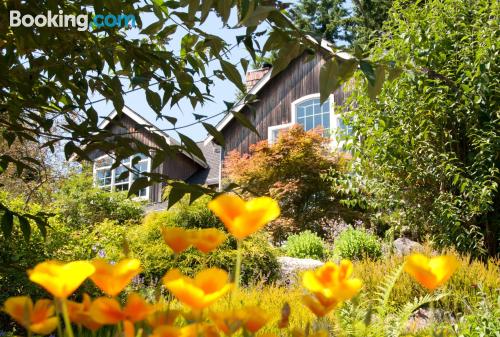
xmin=235 ymin=239 xmax=242 ymax=289
xmin=60 ymin=299 xmax=75 ymax=337
xmin=55 ymin=301 xmax=64 ymax=337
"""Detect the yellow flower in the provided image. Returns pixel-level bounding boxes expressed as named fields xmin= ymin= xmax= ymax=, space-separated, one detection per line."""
xmin=90 ymin=258 xmax=141 ymax=296
xmin=302 ymin=260 xmax=362 ymax=302
xmin=152 ymin=324 xmax=219 ymax=337
xmin=301 ymin=294 xmax=339 ymax=317
xmin=404 ymin=254 xmax=458 ymax=290
xmin=162 ymin=227 xmax=195 ymax=253
xmin=209 ymin=310 xmax=243 ymax=335
xmin=89 ymin=293 xmax=154 ymax=325
xmin=3 ymin=296 xmax=58 ymax=335
xmin=238 ymin=306 xmax=271 ymax=333
xmin=28 ymin=261 xmax=95 ymax=298
xmin=301 ymin=260 xmax=362 ymax=317
xmin=163 ymin=268 xmax=233 ymax=309
xmin=192 ymin=228 xmax=227 ymax=253
xmin=67 ymin=294 xmax=102 ymax=331
xmin=207 ymin=194 xmax=280 ymax=239
xmin=147 ymin=309 xmax=182 ymax=328
xmin=292 ymin=329 xmax=328 ymax=337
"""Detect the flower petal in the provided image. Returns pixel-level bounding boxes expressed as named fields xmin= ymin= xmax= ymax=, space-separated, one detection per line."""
xmin=30 ymin=317 xmax=59 ymax=335
xmin=207 ymin=194 xmax=246 ymax=228
xmin=3 ymin=296 xmax=33 ymax=327
xmin=90 ymin=258 xmax=141 ymax=296
xmin=89 ymin=297 xmax=125 ymax=324
xmin=28 ymin=261 xmax=95 ymax=298
xmin=123 ymin=293 xmax=155 ymax=322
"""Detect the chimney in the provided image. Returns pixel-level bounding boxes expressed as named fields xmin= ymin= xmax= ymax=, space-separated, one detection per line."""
xmin=245 ymin=63 xmax=271 ymax=91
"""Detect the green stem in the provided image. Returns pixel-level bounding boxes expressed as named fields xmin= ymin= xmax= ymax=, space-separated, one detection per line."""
xmin=55 ymin=301 xmax=64 ymax=337
xmin=235 ymin=239 xmax=242 ymax=289
xmin=60 ymin=299 xmax=75 ymax=337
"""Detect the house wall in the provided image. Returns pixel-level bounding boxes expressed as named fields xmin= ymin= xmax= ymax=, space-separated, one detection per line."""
xmin=221 ymin=51 xmax=350 ymax=157
xmin=89 ymin=114 xmax=201 ymax=203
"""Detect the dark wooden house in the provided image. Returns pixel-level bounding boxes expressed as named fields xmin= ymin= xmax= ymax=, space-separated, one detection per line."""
xmin=204 ymin=42 xmax=353 ymax=187
xmin=88 ymin=106 xmax=220 ymax=205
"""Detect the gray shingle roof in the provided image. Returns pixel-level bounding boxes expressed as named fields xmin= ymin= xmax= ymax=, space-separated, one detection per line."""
xmin=186 ymin=141 xmax=221 ymax=186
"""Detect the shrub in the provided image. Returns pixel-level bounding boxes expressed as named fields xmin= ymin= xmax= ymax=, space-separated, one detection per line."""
xmin=223 ymin=125 xmax=363 ymax=243
xmin=71 ymin=196 xmax=280 ymax=286
xmin=52 ymin=170 xmax=144 ymax=228
xmin=284 ymin=230 xmax=325 ymax=260
xmin=332 ymin=227 xmax=382 ymax=260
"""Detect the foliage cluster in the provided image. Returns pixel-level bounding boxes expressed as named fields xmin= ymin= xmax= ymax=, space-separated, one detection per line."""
xmin=332 ymin=227 xmax=382 ymax=260
xmin=52 ymin=169 xmax=144 ymax=227
xmin=284 ymin=230 xmax=326 ymax=260
xmin=346 ymin=0 xmax=499 ymax=257
xmin=224 ymin=125 xmax=362 ymax=242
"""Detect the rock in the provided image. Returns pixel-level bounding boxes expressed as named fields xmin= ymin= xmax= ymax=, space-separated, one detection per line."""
xmin=277 ymin=256 xmax=324 ymax=286
xmin=393 ymin=238 xmax=424 ymax=256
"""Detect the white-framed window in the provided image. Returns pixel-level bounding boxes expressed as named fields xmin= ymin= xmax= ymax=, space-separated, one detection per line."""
xmin=93 ymin=153 xmax=150 ymax=199
xmin=268 ymin=123 xmax=293 ymax=145
xmin=267 ymin=93 xmax=353 ymax=149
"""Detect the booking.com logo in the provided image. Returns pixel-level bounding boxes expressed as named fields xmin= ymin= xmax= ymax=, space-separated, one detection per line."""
xmin=9 ymin=10 xmax=136 ymax=31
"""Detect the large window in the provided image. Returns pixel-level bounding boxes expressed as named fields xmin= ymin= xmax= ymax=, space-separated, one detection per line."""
xmin=94 ymin=154 xmax=150 ymax=198
xmin=295 ymin=96 xmax=331 ymax=135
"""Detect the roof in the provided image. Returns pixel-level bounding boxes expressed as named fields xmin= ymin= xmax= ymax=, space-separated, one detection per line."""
xmin=186 ymin=141 xmax=221 ymax=186
xmin=204 ymin=38 xmax=353 ymax=145
xmin=74 ymin=105 xmax=207 ymax=168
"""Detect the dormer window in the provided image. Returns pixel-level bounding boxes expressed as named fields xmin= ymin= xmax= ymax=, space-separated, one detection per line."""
xmin=93 ymin=153 xmax=150 ymax=199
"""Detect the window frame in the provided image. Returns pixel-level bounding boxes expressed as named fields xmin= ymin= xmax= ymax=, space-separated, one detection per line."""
xmin=93 ymin=154 xmax=151 ymax=200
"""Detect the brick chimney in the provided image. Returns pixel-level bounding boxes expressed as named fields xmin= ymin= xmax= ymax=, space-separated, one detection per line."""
xmin=245 ymin=64 xmax=271 ymax=91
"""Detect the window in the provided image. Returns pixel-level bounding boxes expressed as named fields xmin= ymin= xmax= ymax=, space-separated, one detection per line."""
xmin=268 ymin=123 xmax=293 ymax=145
xmin=93 ymin=154 xmax=150 ymax=199
xmin=294 ymin=96 xmax=331 ymax=136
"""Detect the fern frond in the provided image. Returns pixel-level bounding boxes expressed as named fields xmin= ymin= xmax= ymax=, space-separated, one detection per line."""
xmin=389 ymin=292 xmax=449 ymax=337
xmin=375 ymin=263 xmax=404 ymax=317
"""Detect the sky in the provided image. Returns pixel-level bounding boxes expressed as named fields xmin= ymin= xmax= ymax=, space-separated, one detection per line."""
xmin=89 ymin=9 xmax=269 ymax=142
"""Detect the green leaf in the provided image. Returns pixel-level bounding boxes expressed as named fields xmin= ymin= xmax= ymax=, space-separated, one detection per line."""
xmin=367 ymin=64 xmax=385 ymax=99
xmin=1 ymin=210 xmax=14 ymax=238
xmin=178 ymin=133 xmax=206 ymax=162
xmin=18 ymin=215 xmax=31 ymax=242
xmin=240 ymin=6 xmax=276 ymax=27
xmin=232 ymin=111 xmax=259 ymax=136
xmin=360 ymin=60 xmax=376 ymax=86
xmin=146 ymin=89 xmax=162 ymax=113
xmin=319 ymin=58 xmax=339 ymax=104
xmin=219 ymin=60 xmax=246 ymax=93
xmin=141 ymin=20 xmax=165 ymax=35
xmin=202 ymin=122 xmax=225 ymax=145
xmin=128 ymin=177 xmax=150 ymax=197
xmin=167 ymin=183 xmax=188 ymax=209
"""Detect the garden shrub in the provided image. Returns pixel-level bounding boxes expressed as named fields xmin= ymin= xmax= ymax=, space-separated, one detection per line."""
xmin=52 ymin=170 xmax=144 ymax=228
xmin=77 ymin=196 xmax=280 ymax=286
xmin=332 ymin=227 xmax=382 ymax=260
xmin=284 ymin=230 xmax=325 ymax=260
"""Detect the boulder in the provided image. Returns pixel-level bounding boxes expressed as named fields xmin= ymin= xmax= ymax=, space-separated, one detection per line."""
xmin=393 ymin=238 xmax=424 ymax=256
xmin=277 ymin=256 xmax=324 ymax=286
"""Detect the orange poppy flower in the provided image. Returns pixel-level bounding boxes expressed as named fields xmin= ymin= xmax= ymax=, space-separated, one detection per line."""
xmin=161 ymin=227 xmax=195 ymax=253
xmin=152 ymin=324 xmax=218 ymax=337
xmin=28 ymin=261 xmax=95 ymax=298
xmin=89 ymin=293 xmax=154 ymax=325
xmin=207 ymin=194 xmax=280 ymax=239
xmin=209 ymin=310 xmax=243 ymax=335
xmin=67 ymin=294 xmax=102 ymax=331
xmin=147 ymin=309 xmax=182 ymax=328
xmin=302 ymin=260 xmax=362 ymax=302
xmin=404 ymin=254 xmax=459 ymax=290
xmin=90 ymin=258 xmax=141 ymax=296
xmin=3 ymin=296 xmax=58 ymax=335
xmin=238 ymin=306 xmax=271 ymax=333
xmin=301 ymin=294 xmax=339 ymax=317
xmin=192 ymin=228 xmax=227 ymax=253
xmin=163 ymin=268 xmax=233 ymax=309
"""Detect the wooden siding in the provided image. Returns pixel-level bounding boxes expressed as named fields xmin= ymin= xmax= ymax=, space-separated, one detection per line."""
xmin=90 ymin=114 xmax=201 ymax=203
xmin=221 ymin=51 xmax=349 ymax=157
